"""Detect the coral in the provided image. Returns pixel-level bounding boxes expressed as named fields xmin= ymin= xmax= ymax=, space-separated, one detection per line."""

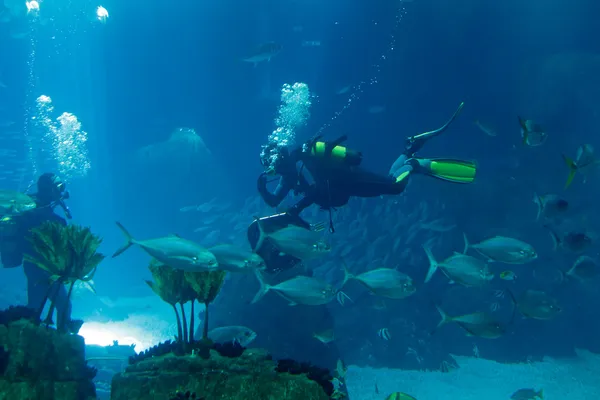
xmin=276 ymin=359 xmax=334 ymax=396
xmin=0 ymin=306 xmax=38 ymax=326
xmin=24 ymin=222 xmax=105 ymax=330
xmin=184 ymin=270 xmax=227 ymax=346
xmin=111 ymin=348 xmax=330 ymax=400
xmin=128 ymin=339 xmax=246 ymax=365
xmin=0 ymin=319 xmax=96 ymax=399
xmin=169 ymin=390 xmax=204 ymax=400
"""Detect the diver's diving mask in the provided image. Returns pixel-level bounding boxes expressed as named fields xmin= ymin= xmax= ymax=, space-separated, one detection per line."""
xmin=48 ymin=174 xmax=73 ymax=219
xmin=259 ymin=143 xmax=280 ymax=176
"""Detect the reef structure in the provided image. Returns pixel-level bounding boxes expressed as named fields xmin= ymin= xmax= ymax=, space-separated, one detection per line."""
xmin=0 ymin=306 xmax=97 ymax=399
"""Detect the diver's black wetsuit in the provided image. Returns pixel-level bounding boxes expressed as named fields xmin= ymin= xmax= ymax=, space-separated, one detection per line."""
xmin=257 ymin=142 xmax=406 ymax=227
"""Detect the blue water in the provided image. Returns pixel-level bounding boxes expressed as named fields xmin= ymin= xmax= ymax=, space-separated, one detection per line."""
xmin=1 ymin=0 xmax=600 ymax=397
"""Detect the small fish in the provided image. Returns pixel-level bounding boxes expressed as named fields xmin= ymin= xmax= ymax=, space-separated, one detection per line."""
xmin=242 ymin=42 xmax=282 ymax=66
xmin=561 ymin=255 xmax=598 ymax=282
xmin=335 ymin=359 xmax=347 ymax=378
xmin=510 ymin=388 xmax=544 ymax=400
xmin=343 ymin=267 xmax=416 ymax=299
xmin=302 ymin=40 xmax=321 ymax=47
xmin=112 ymin=222 xmax=219 ymax=272
xmin=474 ymin=119 xmax=497 ymax=137
xmin=377 ymin=328 xmax=391 ymax=340
xmin=255 ymin=220 xmax=330 ymax=260
xmin=313 ymin=328 xmax=335 ymax=344
xmin=518 ymin=116 xmax=548 ymax=147
xmin=252 ymin=271 xmax=339 ymax=305
xmin=563 ymin=144 xmax=599 ymax=188
xmin=423 ymin=246 xmax=493 ymax=287
xmin=508 ymin=289 xmax=561 ymax=320
xmin=532 ymin=193 xmax=568 ymax=221
xmin=201 ymin=325 xmax=257 ymax=347
xmin=0 ymin=190 xmax=36 ymax=217
xmin=499 ymin=270 xmax=517 ymax=281
xmin=434 ymin=306 xmax=505 ymax=339
xmin=368 ymin=105 xmax=386 ymax=114
xmin=385 ymin=392 xmax=418 ymax=400
xmin=463 ymin=233 xmax=537 ymax=264
xmin=545 ymin=226 xmax=592 ymax=253
xmin=208 ymin=244 xmax=265 ymax=273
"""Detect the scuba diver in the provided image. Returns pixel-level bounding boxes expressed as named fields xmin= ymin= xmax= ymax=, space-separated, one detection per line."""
xmin=0 ymin=172 xmax=73 ymax=328
xmin=248 ymin=102 xmax=477 ymax=273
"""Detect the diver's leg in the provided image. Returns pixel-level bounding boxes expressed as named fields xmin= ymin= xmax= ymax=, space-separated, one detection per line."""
xmin=24 ymin=263 xmax=50 ymax=312
xmin=390 ymin=155 xmax=476 ymax=184
xmin=53 ymin=282 xmax=72 ymax=328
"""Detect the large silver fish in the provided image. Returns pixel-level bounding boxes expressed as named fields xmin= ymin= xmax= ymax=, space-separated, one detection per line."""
xmin=463 ymin=233 xmax=537 ymax=264
xmin=518 ymin=117 xmax=547 ymax=147
xmin=242 ymin=42 xmax=282 ymax=66
xmin=252 ymin=271 xmax=338 ymax=305
xmin=208 ymin=244 xmax=265 ymax=273
xmin=112 ymin=222 xmax=218 ymax=272
xmin=0 ymin=190 xmax=36 ymax=217
xmin=255 ymin=221 xmax=330 ymax=260
xmin=435 ymin=306 xmax=505 ymax=339
xmin=508 ymin=289 xmax=561 ymax=320
xmin=194 ymin=325 xmax=257 ymax=347
xmin=343 ymin=267 xmax=416 ymax=299
xmin=423 ymin=247 xmax=493 ymax=287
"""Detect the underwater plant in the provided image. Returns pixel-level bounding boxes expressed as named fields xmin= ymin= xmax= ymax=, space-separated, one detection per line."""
xmin=184 ymin=270 xmax=227 ymax=341
xmin=146 ymin=259 xmax=196 ymax=343
xmin=24 ymin=221 xmax=104 ymax=331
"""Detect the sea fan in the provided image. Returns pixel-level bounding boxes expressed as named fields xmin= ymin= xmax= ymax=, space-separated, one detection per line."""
xmin=24 ymin=222 xmax=105 ymax=329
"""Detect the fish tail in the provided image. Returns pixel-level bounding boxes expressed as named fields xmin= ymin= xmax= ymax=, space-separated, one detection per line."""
xmin=562 ymin=154 xmax=578 ymax=189
xmin=112 ymin=221 xmax=135 ymax=258
xmin=423 ymin=246 xmax=439 ymax=283
xmin=533 ymin=192 xmax=542 ymax=221
xmin=340 ymin=259 xmax=354 ymax=287
xmin=518 ymin=116 xmax=529 ymax=145
xmin=251 ymin=269 xmax=271 ymax=304
xmin=433 ymin=305 xmax=451 ymax=332
xmin=544 ymin=225 xmax=560 ymax=250
xmin=538 ymin=389 xmax=544 ymax=399
xmin=253 ymin=216 xmax=267 ymax=252
xmin=462 ymin=232 xmax=470 ymax=254
xmin=506 ymin=289 xmax=518 ymax=325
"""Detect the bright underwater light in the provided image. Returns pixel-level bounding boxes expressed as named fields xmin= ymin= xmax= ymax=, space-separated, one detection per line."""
xmin=96 ymin=5 xmax=108 ymax=23
xmin=79 ymin=322 xmax=145 ymax=353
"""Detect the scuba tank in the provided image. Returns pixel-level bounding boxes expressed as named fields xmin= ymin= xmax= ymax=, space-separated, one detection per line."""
xmin=304 ymin=135 xmax=362 ymax=166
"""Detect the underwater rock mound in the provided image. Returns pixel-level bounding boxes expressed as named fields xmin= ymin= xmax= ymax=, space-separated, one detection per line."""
xmin=0 ymin=318 xmax=96 ymax=400
xmin=111 ymin=348 xmax=331 ymax=400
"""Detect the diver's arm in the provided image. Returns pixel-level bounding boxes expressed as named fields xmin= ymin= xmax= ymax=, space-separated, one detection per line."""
xmin=285 ymin=195 xmax=314 ymax=230
xmin=257 ymin=173 xmax=292 ymax=208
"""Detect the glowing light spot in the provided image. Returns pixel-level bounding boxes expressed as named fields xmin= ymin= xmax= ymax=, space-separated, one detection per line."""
xmin=96 ymin=5 xmax=108 ymax=23
xmin=25 ymin=0 xmax=39 ymax=15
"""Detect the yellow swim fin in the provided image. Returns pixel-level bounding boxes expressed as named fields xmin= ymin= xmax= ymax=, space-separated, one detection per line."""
xmin=563 ymin=154 xmax=578 ymax=189
xmin=427 ymin=158 xmax=477 ymax=184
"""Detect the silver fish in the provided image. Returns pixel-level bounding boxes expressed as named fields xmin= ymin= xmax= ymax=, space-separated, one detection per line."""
xmin=252 ymin=271 xmax=338 ymax=306
xmin=256 ymin=222 xmax=330 ymax=260
xmin=112 ymin=222 xmax=218 ymax=272
xmin=563 ymin=255 xmax=598 ymax=281
xmin=546 ymin=226 xmax=592 ymax=253
xmin=563 ymin=144 xmax=599 ymax=188
xmin=518 ymin=117 xmax=547 ymax=147
xmin=435 ymin=306 xmax=505 ymax=339
xmin=532 ymin=193 xmax=568 ymax=221
xmin=242 ymin=42 xmax=282 ymax=66
xmin=197 ymin=325 xmax=257 ymax=347
xmin=463 ymin=233 xmax=537 ymax=264
xmin=0 ymin=190 xmax=36 ymax=217
xmin=508 ymin=290 xmax=561 ymax=320
xmin=510 ymin=388 xmax=544 ymax=400
xmin=208 ymin=244 xmax=265 ymax=273
xmin=423 ymin=247 xmax=493 ymax=287
xmin=343 ymin=267 xmax=416 ymax=299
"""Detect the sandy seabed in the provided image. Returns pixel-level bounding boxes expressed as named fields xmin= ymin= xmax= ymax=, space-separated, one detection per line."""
xmin=346 ymin=350 xmax=600 ymax=400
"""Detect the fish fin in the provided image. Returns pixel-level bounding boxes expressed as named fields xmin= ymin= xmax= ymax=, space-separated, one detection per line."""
xmin=518 ymin=116 xmax=529 ymax=145
xmin=462 ymin=232 xmax=470 ymax=254
xmin=423 ymin=246 xmax=439 ymax=283
xmin=562 ymin=154 xmax=578 ymax=188
xmin=253 ymin=216 xmax=268 ymax=253
xmin=112 ymin=221 xmax=135 ymax=258
xmin=533 ymin=192 xmax=542 ymax=220
xmin=251 ymin=269 xmax=271 ymax=304
xmin=544 ymin=225 xmax=560 ymax=250
xmin=340 ymin=260 xmax=354 ymax=287
xmin=505 ymin=289 xmax=519 ymax=325
xmin=82 ymin=280 xmax=97 ymax=295
xmin=538 ymin=389 xmax=544 ymax=399
xmin=433 ymin=305 xmax=451 ymax=333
